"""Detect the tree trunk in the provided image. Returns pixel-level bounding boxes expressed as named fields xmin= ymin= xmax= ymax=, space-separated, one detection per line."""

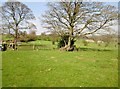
xmin=68 ymin=37 xmax=71 ymax=47
xmin=66 ymin=36 xmax=74 ymax=51
xmin=14 ymin=28 xmax=18 ymax=50
xmin=66 ymin=27 xmax=75 ymax=51
xmin=8 ymin=29 xmax=10 ymax=35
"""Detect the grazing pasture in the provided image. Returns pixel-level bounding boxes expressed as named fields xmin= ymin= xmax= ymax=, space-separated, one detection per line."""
xmin=1 ymin=1 xmax=118 ymax=87
xmin=2 ymin=40 xmax=118 ymax=87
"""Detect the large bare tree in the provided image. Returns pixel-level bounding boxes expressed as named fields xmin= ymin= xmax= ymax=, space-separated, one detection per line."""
xmin=0 ymin=0 xmax=35 ymax=43
xmin=42 ymin=2 xmax=118 ymax=51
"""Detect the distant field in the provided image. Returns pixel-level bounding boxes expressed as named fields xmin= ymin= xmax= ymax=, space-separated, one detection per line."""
xmin=2 ymin=40 xmax=118 ymax=87
xmin=16 ymin=40 xmax=118 ymax=51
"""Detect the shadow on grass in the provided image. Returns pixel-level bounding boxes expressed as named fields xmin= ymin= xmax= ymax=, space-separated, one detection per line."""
xmin=79 ymin=47 xmax=111 ymax=52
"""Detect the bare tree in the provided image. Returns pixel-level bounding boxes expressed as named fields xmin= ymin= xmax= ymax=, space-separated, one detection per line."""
xmin=0 ymin=0 xmax=35 ymax=45
xmin=42 ymin=2 xmax=118 ymax=51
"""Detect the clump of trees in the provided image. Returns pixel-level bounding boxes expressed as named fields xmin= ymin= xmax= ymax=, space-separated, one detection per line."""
xmin=42 ymin=2 xmax=118 ymax=51
xmin=19 ymin=30 xmax=37 ymax=42
xmin=37 ymin=32 xmax=59 ymax=44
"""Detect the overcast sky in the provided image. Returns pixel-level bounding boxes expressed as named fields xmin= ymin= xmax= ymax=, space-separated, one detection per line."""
xmin=0 ymin=0 xmax=119 ymax=35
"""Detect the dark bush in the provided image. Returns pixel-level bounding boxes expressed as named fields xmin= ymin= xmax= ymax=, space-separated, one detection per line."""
xmin=57 ymin=35 xmax=69 ymax=48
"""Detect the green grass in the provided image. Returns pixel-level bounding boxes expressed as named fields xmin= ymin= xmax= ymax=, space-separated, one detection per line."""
xmin=75 ymin=39 xmax=118 ymax=50
xmin=17 ymin=39 xmax=117 ymax=51
xmin=2 ymin=39 xmax=118 ymax=87
xmin=17 ymin=40 xmax=56 ymax=51
xmin=0 ymin=52 xmax=2 ymax=88
xmin=2 ymin=45 xmax=118 ymax=87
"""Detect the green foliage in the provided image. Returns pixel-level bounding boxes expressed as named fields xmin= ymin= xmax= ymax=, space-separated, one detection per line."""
xmin=57 ymin=35 xmax=69 ymax=48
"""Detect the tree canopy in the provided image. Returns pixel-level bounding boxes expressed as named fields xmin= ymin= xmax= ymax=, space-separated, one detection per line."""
xmin=42 ymin=2 xmax=118 ymax=51
xmin=0 ymin=0 xmax=36 ymax=40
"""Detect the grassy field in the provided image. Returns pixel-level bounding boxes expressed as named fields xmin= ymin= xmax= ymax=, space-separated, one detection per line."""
xmin=2 ymin=40 xmax=118 ymax=87
xmin=0 ymin=51 xmax=2 ymax=88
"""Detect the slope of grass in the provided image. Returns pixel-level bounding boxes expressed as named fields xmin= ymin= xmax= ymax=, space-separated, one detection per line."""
xmin=2 ymin=48 xmax=118 ymax=87
xmin=75 ymin=39 xmax=118 ymax=50
xmin=17 ymin=40 xmax=56 ymax=50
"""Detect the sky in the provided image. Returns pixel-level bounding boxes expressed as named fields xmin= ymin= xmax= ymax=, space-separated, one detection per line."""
xmin=0 ymin=0 xmax=119 ymax=35
xmin=22 ymin=2 xmax=49 ymax=34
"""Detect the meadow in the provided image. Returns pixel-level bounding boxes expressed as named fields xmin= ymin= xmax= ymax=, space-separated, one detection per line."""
xmin=2 ymin=40 xmax=118 ymax=87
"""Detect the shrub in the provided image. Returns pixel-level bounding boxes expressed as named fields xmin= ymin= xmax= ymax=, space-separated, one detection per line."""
xmin=57 ymin=35 xmax=69 ymax=48
xmin=19 ymin=34 xmax=37 ymax=42
xmin=57 ymin=35 xmax=75 ymax=48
